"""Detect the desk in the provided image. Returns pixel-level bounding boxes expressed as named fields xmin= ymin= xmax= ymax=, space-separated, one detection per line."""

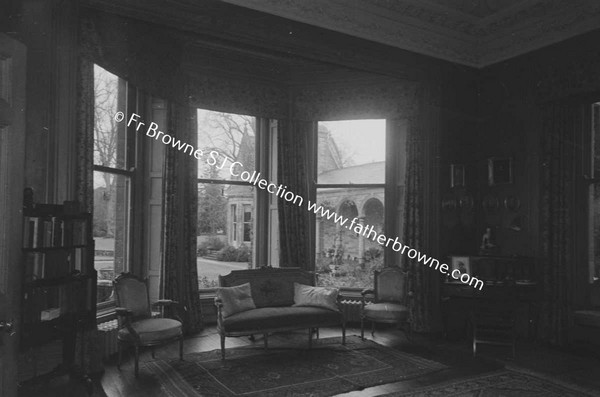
xmin=442 ymin=282 xmax=540 ymax=341
xmin=441 ymin=255 xmax=539 ymax=342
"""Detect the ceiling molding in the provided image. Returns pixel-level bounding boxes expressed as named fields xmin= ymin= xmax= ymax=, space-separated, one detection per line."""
xmin=219 ymin=0 xmax=600 ymax=67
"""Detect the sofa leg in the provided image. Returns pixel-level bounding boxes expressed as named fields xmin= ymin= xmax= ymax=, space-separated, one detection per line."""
xmin=220 ymin=334 xmax=226 ymax=360
xmin=263 ymin=334 xmax=268 ymax=350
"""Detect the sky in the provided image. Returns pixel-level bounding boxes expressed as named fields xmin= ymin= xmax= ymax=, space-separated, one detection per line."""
xmin=319 ymin=119 xmax=386 ymax=165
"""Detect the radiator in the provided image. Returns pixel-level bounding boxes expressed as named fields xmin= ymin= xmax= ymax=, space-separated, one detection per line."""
xmin=340 ymin=299 xmax=363 ymax=323
xmin=98 ymin=319 xmax=119 ymax=360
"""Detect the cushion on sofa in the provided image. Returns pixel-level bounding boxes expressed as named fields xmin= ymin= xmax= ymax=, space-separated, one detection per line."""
xmin=222 ymin=306 xmax=340 ymax=332
xmin=293 ymin=283 xmax=339 ymax=312
xmin=574 ymin=310 xmax=600 ymax=328
xmin=216 ymin=282 xmax=256 ymax=318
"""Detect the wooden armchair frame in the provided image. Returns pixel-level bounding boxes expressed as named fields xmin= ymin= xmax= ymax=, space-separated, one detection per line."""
xmin=360 ymin=267 xmax=412 ymax=340
xmin=113 ymin=272 xmax=186 ymax=377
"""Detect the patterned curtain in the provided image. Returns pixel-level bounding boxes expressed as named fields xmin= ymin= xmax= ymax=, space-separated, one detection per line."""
xmin=75 ymin=59 xmax=95 ymax=212
xmin=162 ymin=104 xmax=203 ymax=334
xmin=402 ymin=84 xmax=442 ymax=333
xmin=537 ymin=100 xmax=580 ymax=346
xmin=277 ymin=119 xmax=315 ymax=269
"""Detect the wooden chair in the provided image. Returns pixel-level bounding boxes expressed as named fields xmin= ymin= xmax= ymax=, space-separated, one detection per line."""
xmin=471 ymin=285 xmax=517 ymax=357
xmin=360 ymin=267 xmax=412 ymax=340
xmin=113 ymin=273 xmax=185 ymax=377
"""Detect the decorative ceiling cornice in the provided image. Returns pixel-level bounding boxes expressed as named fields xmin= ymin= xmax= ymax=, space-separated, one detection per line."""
xmin=220 ymin=0 xmax=600 ymax=67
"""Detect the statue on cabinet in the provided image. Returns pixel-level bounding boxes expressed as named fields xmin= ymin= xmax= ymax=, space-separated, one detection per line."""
xmin=480 ymin=227 xmax=498 ymax=254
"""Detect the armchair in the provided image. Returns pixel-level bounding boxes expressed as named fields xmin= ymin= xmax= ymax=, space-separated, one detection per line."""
xmin=113 ymin=273 xmax=185 ymax=377
xmin=360 ymin=267 xmax=412 ymax=340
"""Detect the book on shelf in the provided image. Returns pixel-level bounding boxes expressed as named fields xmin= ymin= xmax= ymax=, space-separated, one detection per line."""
xmin=24 ymin=252 xmax=45 ymax=280
xmin=23 ymin=215 xmax=87 ymax=248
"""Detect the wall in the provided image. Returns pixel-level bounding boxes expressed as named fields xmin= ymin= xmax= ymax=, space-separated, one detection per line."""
xmin=440 ymin=29 xmax=600 ymax=304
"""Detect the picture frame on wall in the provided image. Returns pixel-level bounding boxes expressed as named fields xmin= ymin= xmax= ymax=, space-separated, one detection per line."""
xmin=448 ymin=256 xmax=470 ymax=282
xmin=488 ymin=157 xmax=513 ymax=186
xmin=450 ymin=164 xmax=465 ymax=188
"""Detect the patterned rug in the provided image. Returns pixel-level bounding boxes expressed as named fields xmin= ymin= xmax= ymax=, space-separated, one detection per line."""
xmin=386 ymin=368 xmax=599 ymax=397
xmin=141 ymin=335 xmax=446 ymax=396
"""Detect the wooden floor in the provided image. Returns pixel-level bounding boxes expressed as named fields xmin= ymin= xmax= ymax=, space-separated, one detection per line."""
xmin=20 ymin=324 xmax=600 ymax=396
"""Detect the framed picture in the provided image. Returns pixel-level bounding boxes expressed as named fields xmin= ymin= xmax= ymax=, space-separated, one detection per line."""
xmin=488 ymin=157 xmax=513 ymax=186
xmin=450 ymin=164 xmax=465 ymax=188
xmin=449 ymin=256 xmax=470 ymax=280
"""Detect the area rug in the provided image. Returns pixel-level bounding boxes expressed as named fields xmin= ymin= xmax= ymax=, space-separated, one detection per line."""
xmin=141 ymin=335 xmax=446 ymax=396
xmin=385 ymin=368 xmax=599 ymax=397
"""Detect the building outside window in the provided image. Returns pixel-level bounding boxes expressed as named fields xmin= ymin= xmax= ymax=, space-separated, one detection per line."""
xmin=196 ymin=109 xmax=256 ymax=288
xmin=92 ymin=65 xmax=134 ymax=306
xmin=315 ymin=120 xmax=388 ymax=289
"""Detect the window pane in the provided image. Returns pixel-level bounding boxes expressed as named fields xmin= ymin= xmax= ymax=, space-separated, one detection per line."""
xmin=197 ymin=109 xmax=256 ymax=181
xmin=315 ymin=188 xmax=384 ymax=289
xmin=317 ymin=120 xmax=386 ymax=184
xmin=197 ymin=183 xmax=255 ymax=288
xmin=93 ymin=171 xmax=130 ymax=304
xmin=93 ymin=65 xmax=128 ymax=169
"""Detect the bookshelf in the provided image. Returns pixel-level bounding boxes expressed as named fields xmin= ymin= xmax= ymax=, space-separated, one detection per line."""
xmin=19 ymin=201 xmax=96 ymax=387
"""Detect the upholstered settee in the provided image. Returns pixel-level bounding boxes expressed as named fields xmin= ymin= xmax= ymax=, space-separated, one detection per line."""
xmin=215 ymin=267 xmax=346 ymax=359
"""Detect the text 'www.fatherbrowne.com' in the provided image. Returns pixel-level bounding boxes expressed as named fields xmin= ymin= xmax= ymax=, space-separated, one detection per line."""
xmin=115 ymin=111 xmax=484 ymax=290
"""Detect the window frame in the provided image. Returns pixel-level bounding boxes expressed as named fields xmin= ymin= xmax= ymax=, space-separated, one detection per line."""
xmin=196 ymin=113 xmax=274 ymax=290
xmin=92 ymin=65 xmax=138 ymax=311
xmin=311 ymin=119 xmax=399 ymax=290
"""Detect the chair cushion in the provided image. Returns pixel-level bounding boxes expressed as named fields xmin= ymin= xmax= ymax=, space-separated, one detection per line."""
xmin=222 ymin=306 xmax=340 ymax=332
xmin=574 ymin=310 xmax=600 ymax=328
xmin=364 ymin=302 xmax=408 ymax=322
xmin=217 ymin=282 xmax=256 ymax=318
xmin=293 ymin=283 xmax=339 ymax=312
xmin=118 ymin=318 xmax=182 ymax=344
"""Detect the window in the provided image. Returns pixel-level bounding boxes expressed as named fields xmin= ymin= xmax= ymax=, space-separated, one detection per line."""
xmin=196 ymin=110 xmax=257 ymax=288
xmin=243 ymin=204 xmax=253 ymax=242
xmin=315 ymin=120 xmax=387 ymax=289
xmin=93 ymin=65 xmax=135 ymax=306
xmin=588 ymin=102 xmax=600 ymax=282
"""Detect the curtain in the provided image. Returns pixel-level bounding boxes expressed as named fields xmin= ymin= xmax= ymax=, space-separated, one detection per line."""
xmin=162 ymin=104 xmax=203 ymax=334
xmin=75 ymin=58 xmax=95 ymax=213
xmin=277 ymin=119 xmax=315 ymax=269
xmin=402 ymin=84 xmax=442 ymax=333
xmin=537 ymin=100 xmax=580 ymax=346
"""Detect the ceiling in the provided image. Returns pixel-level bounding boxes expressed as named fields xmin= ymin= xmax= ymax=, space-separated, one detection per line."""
xmin=220 ymin=0 xmax=600 ymax=67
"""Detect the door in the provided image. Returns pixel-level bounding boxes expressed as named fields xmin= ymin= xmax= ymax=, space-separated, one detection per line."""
xmin=0 ymin=33 xmax=27 ymax=397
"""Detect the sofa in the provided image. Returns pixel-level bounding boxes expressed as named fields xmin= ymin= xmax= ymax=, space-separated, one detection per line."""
xmin=215 ymin=267 xmax=346 ymax=359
